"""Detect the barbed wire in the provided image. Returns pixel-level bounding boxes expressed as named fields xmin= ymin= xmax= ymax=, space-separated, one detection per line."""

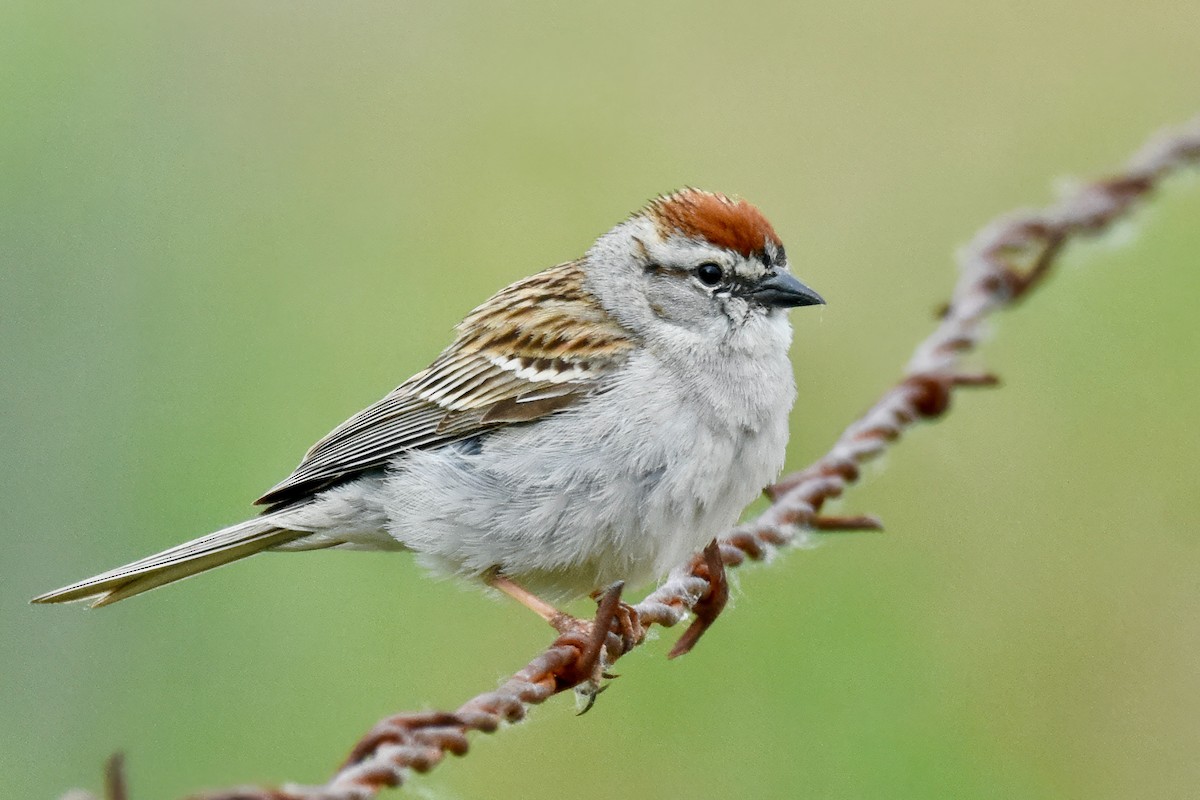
xmin=64 ymin=116 xmax=1200 ymax=800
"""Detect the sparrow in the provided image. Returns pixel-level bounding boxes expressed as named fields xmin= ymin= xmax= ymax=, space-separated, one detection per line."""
xmin=33 ymin=189 xmax=823 ymax=628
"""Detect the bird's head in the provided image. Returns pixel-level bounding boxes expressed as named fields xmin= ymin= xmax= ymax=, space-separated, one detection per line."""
xmin=584 ymin=189 xmax=824 ymax=342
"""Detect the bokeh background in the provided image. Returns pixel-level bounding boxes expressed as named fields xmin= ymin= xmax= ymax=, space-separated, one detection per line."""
xmin=3 ymin=2 xmax=1198 ymax=798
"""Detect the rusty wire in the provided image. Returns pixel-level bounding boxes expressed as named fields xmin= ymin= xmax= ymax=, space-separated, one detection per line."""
xmin=83 ymin=117 xmax=1199 ymax=800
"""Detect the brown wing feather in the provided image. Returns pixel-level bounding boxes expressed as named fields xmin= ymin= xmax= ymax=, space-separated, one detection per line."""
xmin=255 ymin=261 xmax=634 ymax=508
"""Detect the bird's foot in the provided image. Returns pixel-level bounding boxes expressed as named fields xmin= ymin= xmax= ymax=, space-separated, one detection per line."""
xmin=549 ymin=581 xmax=635 ymax=714
xmin=488 ymin=572 xmax=646 ymax=712
xmin=668 ymin=538 xmax=730 ymax=659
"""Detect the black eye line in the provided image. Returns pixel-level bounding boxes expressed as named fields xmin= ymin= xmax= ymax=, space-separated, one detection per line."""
xmin=646 ymin=263 xmax=693 ymax=278
xmin=726 ymin=273 xmax=766 ymax=297
xmin=647 ymin=262 xmax=742 ymax=291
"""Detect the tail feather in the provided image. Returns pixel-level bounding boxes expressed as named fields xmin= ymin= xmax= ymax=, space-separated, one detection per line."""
xmin=31 ymin=514 xmax=306 ymax=607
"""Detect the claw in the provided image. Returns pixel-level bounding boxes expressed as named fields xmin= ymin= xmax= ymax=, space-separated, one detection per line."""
xmin=612 ymin=598 xmax=645 ymax=653
xmin=575 ymin=680 xmax=609 ymax=716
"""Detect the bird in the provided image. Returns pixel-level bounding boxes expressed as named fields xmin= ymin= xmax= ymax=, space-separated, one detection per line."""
xmin=32 ymin=189 xmax=824 ymax=631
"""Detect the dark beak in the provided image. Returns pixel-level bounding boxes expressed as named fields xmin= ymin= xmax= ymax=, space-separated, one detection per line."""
xmin=749 ymin=271 xmax=825 ymax=309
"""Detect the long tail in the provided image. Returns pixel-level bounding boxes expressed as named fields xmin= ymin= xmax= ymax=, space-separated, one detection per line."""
xmin=31 ymin=512 xmax=308 ymax=608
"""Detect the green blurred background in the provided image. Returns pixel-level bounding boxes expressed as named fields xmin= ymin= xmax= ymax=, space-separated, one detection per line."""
xmin=3 ymin=2 xmax=1198 ymax=798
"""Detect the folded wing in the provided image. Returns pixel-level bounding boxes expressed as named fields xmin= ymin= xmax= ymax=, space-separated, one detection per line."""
xmin=256 ymin=260 xmax=636 ymax=508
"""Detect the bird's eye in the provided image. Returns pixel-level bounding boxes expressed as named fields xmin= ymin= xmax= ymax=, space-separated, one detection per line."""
xmin=695 ymin=262 xmax=723 ymax=287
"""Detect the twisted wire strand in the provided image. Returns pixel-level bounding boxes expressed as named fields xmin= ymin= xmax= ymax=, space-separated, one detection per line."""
xmin=121 ymin=117 xmax=1200 ymax=800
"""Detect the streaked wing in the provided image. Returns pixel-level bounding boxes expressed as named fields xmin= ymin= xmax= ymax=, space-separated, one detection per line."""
xmin=255 ymin=261 xmax=635 ymax=508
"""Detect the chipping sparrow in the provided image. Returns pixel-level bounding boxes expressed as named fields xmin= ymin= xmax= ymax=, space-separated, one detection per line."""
xmin=33 ymin=189 xmax=823 ymax=619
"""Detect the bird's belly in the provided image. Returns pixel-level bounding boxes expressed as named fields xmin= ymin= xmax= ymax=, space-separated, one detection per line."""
xmin=380 ymin=389 xmax=788 ymax=600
